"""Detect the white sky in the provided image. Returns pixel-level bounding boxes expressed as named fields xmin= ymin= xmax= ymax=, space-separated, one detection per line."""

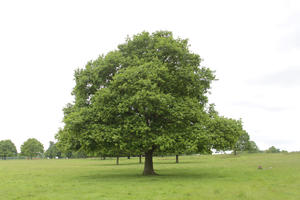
xmin=0 ymin=0 xmax=299 ymax=152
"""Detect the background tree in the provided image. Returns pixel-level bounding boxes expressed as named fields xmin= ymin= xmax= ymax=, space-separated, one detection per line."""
xmin=56 ymin=31 xmax=243 ymax=175
xmin=206 ymin=105 xmax=246 ymax=154
xmin=158 ymin=133 xmax=197 ymax=163
xmin=45 ymin=141 xmax=61 ymax=159
xmin=265 ymin=146 xmax=281 ymax=153
xmin=233 ymin=131 xmax=250 ymax=155
xmin=69 ymin=148 xmax=88 ymax=158
xmin=247 ymin=141 xmax=260 ymax=153
xmin=21 ymin=138 xmax=44 ymax=159
xmin=0 ymin=140 xmax=17 ymax=160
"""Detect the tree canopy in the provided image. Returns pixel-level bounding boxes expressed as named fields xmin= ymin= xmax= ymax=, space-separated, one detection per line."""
xmin=248 ymin=141 xmax=260 ymax=153
xmin=0 ymin=140 xmax=17 ymax=159
xmin=21 ymin=138 xmax=44 ymax=159
xmin=45 ymin=141 xmax=61 ymax=159
xmin=233 ymin=131 xmax=260 ymax=154
xmin=266 ymin=146 xmax=281 ymax=153
xmin=56 ymin=31 xmax=245 ymax=175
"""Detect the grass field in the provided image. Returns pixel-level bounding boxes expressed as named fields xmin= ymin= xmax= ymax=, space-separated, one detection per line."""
xmin=0 ymin=153 xmax=300 ymax=200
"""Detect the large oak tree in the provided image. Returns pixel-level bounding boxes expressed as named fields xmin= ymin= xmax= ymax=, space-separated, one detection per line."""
xmin=56 ymin=31 xmax=243 ymax=175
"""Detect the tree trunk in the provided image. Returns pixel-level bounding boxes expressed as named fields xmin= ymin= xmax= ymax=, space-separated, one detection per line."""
xmin=116 ymin=156 xmax=119 ymax=165
xmin=234 ymin=150 xmax=237 ymax=155
xmin=127 ymin=156 xmax=130 ymax=159
xmin=101 ymin=156 xmax=106 ymax=160
xmin=176 ymin=155 xmax=179 ymax=163
xmin=143 ymin=150 xmax=157 ymax=175
xmin=139 ymin=155 xmax=142 ymax=164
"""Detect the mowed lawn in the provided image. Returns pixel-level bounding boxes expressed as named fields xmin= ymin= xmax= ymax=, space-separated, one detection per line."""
xmin=0 ymin=153 xmax=300 ymax=200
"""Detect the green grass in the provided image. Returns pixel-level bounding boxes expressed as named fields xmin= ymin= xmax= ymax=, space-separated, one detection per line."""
xmin=1 ymin=153 xmax=300 ymax=200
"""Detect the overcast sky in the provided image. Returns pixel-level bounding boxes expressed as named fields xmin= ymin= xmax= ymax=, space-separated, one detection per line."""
xmin=0 ymin=0 xmax=299 ymax=152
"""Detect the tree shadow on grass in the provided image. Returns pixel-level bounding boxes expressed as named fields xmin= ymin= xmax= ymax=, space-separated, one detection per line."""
xmin=76 ymin=168 xmax=227 ymax=182
xmin=153 ymin=161 xmax=201 ymax=165
xmin=88 ymin=160 xmax=201 ymax=167
xmin=88 ymin=162 xmax=144 ymax=167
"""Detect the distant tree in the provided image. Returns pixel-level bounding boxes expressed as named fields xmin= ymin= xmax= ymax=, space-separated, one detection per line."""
xmin=61 ymin=150 xmax=73 ymax=158
xmin=209 ymin=116 xmax=245 ymax=153
xmin=247 ymin=141 xmax=259 ymax=153
xmin=232 ymin=127 xmax=260 ymax=154
xmin=45 ymin=141 xmax=61 ymax=159
xmin=265 ymin=146 xmax=280 ymax=153
xmin=71 ymin=149 xmax=88 ymax=158
xmin=233 ymin=131 xmax=250 ymax=155
xmin=155 ymin=129 xmax=197 ymax=164
xmin=21 ymin=138 xmax=44 ymax=159
xmin=162 ymin=105 xmax=244 ymax=163
xmin=0 ymin=140 xmax=17 ymax=160
xmin=196 ymin=103 xmax=246 ymax=154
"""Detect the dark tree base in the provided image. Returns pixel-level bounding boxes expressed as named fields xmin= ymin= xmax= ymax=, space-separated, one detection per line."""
xmin=143 ymin=170 xmax=158 ymax=176
xmin=143 ymin=149 xmax=157 ymax=175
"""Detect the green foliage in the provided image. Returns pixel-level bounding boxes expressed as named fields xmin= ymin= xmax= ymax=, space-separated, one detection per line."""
xmin=266 ymin=146 xmax=281 ymax=153
xmin=45 ymin=141 xmax=61 ymax=159
xmin=208 ymin=115 xmax=244 ymax=152
xmin=0 ymin=140 xmax=17 ymax=159
xmin=21 ymin=138 xmax=44 ymax=159
xmin=64 ymin=149 xmax=88 ymax=159
xmin=248 ymin=141 xmax=260 ymax=153
xmin=56 ymin=31 xmax=244 ymax=173
xmin=234 ymin=130 xmax=250 ymax=153
xmin=232 ymin=125 xmax=260 ymax=154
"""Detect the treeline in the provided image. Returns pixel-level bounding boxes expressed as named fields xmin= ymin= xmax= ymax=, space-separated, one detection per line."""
xmin=0 ymin=137 xmax=287 ymax=161
xmin=0 ymin=139 xmax=90 ymax=160
xmin=0 ymin=138 xmax=109 ymax=160
xmin=0 ymin=138 xmax=44 ymax=160
xmin=232 ymin=133 xmax=288 ymax=154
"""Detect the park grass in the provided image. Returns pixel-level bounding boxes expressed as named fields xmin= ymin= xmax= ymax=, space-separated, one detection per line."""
xmin=0 ymin=153 xmax=300 ymax=200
